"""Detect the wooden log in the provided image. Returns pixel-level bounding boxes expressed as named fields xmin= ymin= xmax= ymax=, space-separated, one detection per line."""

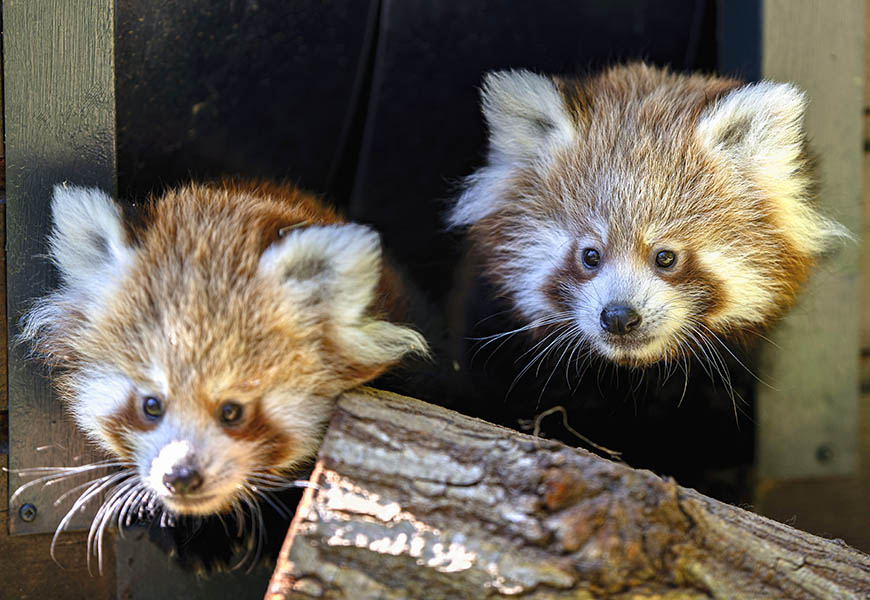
xmin=267 ymin=389 xmax=870 ymax=599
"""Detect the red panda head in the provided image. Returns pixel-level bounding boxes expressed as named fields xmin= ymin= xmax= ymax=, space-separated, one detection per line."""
xmin=450 ymin=64 xmax=848 ymax=367
xmin=23 ymin=182 xmax=427 ymax=517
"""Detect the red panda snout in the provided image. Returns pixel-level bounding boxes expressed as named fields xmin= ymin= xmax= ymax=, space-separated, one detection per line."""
xmin=564 ymin=253 xmax=693 ymax=367
xmin=599 ymin=304 xmax=642 ymax=335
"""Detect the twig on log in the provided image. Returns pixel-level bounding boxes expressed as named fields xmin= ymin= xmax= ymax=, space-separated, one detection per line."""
xmin=267 ymin=388 xmax=870 ymax=599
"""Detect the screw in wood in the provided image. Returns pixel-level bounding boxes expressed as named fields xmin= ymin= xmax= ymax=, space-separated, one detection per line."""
xmin=815 ymin=444 xmax=834 ymax=464
xmin=19 ymin=503 xmax=37 ymax=522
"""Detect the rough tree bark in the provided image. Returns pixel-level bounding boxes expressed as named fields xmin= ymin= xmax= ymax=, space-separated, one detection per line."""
xmin=266 ymin=388 xmax=870 ymax=599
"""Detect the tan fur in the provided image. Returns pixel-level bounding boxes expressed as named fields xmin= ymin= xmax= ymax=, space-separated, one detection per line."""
xmin=451 ymin=63 xmax=849 ymax=367
xmin=22 ymin=180 xmax=427 ymax=516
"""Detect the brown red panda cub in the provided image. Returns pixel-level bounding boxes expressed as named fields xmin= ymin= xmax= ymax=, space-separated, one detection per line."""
xmin=449 ymin=63 xmax=848 ymax=369
xmin=20 ymin=180 xmax=427 ymax=559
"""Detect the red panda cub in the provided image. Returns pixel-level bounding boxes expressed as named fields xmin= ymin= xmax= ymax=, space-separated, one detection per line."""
xmin=450 ymin=64 xmax=847 ymax=369
xmin=20 ymin=180 xmax=427 ymax=566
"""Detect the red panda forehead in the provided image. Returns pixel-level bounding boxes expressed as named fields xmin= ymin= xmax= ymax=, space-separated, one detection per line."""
xmin=141 ymin=183 xmax=344 ymax=269
xmin=558 ymin=66 xmax=742 ymax=133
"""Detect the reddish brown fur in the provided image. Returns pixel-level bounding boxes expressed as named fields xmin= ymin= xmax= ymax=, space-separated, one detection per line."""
xmin=470 ymin=64 xmax=817 ymax=339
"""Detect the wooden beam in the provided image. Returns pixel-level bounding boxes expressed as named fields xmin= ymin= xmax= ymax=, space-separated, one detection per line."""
xmin=268 ymin=389 xmax=870 ymax=599
xmin=4 ymin=0 xmax=117 ymax=534
xmin=755 ymin=0 xmax=864 ymax=479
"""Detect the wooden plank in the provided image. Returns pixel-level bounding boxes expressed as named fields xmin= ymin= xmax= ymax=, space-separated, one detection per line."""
xmin=755 ymin=0 xmax=863 ymax=479
xmin=0 ymin=205 xmax=7 ymax=416
xmin=0 ymin=453 xmax=117 ymax=597
xmin=755 ymin=7 xmax=870 ymax=548
xmin=4 ymin=0 xmax=117 ymax=534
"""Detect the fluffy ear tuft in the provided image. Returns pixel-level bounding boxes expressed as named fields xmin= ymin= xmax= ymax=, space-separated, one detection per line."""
xmin=481 ymin=69 xmax=575 ymax=164
xmin=259 ymin=224 xmax=382 ymax=323
xmin=49 ymin=184 xmax=134 ymax=289
xmin=259 ymin=224 xmax=428 ymax=366
xmin=696 ymin=81 xmax=806 ymax=181
xmin=448 ymin=70 xmax=575 ymax=228
xmin=698 ymin=82 xmax=850 ymax=254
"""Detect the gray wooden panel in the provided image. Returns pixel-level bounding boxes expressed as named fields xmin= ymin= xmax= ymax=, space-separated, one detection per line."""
xmin=5 ymin=0 xmax=117 ymax=534
xmin=756 ymin=0 xmax=863 ymax=478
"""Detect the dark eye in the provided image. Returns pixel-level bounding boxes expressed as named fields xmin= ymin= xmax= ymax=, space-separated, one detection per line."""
xmin=142 ymin=396 xmax=164 ymax=420
xmin=219 ymin=401 xmax=244 ymax=425
xmin=655 ymin=250 xmax=676 ymax=268
xmin=581 ymin=248 xmax=601 ymax=268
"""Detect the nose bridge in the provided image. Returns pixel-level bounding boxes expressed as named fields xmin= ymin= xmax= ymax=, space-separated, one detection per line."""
xmin=155 ymin=409 xmax=208 ymax=469
xmin=155 ymin=437 xmax=198 ymax=471
xmin=599 ymin=254 xmax=648 ymax=307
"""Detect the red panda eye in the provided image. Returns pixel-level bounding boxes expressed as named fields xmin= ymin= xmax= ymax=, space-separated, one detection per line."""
xmin=142 ymin=396 xmax=164 ymax=420
xmin=219 ymin=401 xmax=244 ymax=425
xmin=581 ymin=248 xmax=601 ymax=268
xmin=655 ymin=250 xmax=676 ymax=268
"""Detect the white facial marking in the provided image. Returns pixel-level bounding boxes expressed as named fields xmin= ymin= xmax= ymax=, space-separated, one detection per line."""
xmin=68 ymin=368 xmax=134 ymax=450
xmin=148 ymin=440 xmax=195 ymax=487
xmin=506 ymin=226 xmax=573 ymax=322
xmin=570 ymin=257 xmax=691 ymax=365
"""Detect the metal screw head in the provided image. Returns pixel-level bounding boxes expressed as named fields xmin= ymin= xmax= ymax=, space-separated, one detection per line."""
xmin=19 ymin=503 xmax=37 ymax=522
xmin=815 ymin=444 xmax=834 ymax=464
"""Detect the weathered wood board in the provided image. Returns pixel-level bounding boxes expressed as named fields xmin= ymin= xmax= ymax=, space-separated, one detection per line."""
xmin=4 ymin=0 xmax=118 ymax=534
xmin=754 ymin=0 xmax=864 ymax=480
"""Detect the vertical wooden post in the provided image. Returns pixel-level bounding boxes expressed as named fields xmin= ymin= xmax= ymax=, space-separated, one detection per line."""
xmin=755 ymin=0 xmax=864 ymax=480
xmin=4 ymin=0 xmax=117 ymax=534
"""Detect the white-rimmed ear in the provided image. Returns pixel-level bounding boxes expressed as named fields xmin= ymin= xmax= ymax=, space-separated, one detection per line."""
xmin=482 ymin=69 xmax=575 ymax=164
xmin=448 ymin=70 xmax=575 ymax=228
xmin=259 ymin=224 xmax=382 ymax=324
xmin=49 ymin=184 xmax=134 ymax=291
xmin=696 ymin=82 xmax=807 ymax=185
xmin=259 ymin=224 xmax=428 ymax=365
xmin=697 ymin=82 xmax=851 ymax=253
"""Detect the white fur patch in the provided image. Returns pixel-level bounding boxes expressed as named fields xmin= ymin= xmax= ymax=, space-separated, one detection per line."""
xmin=141 ymin=415 xmax=255 ymax=516
xmin=448 ymin=164 xmax=516 ymax=228
xmin=262 ymin=387 xmax=334 ymax=467
xmin=505 ymin=226 xmax=573 ymax=322
xmin=571 ymin=261 xmax=690 ymax=364
xmin=259 ymin=223 xmax=382 ymax=324
xmin=67 ymin=367 xmax=135 ymax=451
xmin=482 ymin=70 xmax=575 ymax=164
xmin=696 ymin=83 xmax=850 ymax=255
xmin=696 ymin=248 xmax=772 ymax=328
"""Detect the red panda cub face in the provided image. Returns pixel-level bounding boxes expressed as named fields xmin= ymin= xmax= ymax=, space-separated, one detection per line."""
xmin=22 ymin=182 xmax=427 ymax=518
xmin=450 ymin=64 xmax=848 ymax=367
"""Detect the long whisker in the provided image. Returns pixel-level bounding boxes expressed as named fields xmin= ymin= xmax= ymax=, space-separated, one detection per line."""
xmin=8 ymin=461 xmax=132 ymax=505
xmin=51 ymin=469 xmax=131 ymax=567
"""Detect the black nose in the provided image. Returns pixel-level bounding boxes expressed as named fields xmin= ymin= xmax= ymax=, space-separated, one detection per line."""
xmin=162 ymin=466 xmax=203 ymax=495
xmin=600 ymin=304 xmax=642 ymax=335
